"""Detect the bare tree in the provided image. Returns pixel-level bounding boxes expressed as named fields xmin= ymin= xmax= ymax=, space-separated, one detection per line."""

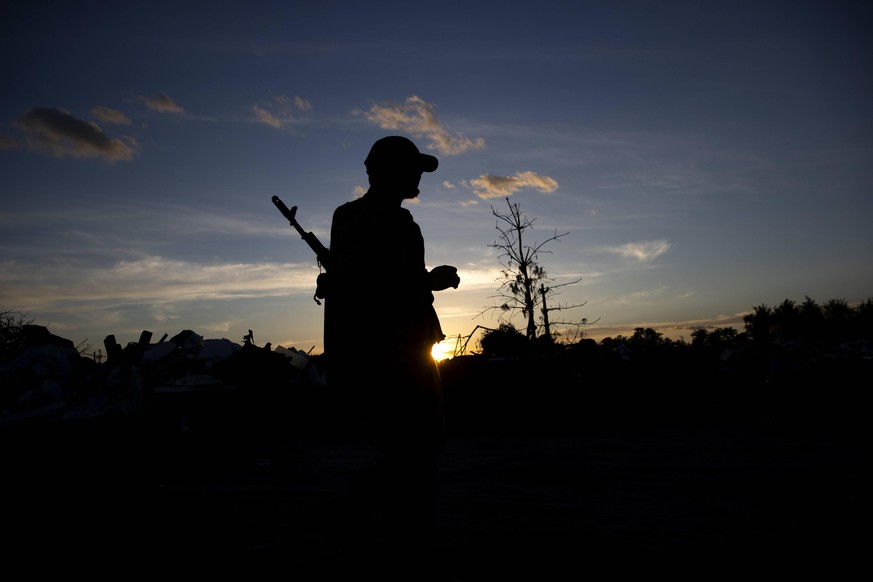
xmin=479 ymin=197 xmax=594 ymax=342
xmin=0 ymin=307 xmax=35 ymax=363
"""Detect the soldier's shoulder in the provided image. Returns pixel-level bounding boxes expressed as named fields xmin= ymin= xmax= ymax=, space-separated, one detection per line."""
xmin=333 ymin=198 xmax=361 ymax=217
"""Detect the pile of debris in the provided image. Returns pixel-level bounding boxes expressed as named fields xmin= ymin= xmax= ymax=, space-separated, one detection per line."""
xmin=0 ymin=325 xmax=325 ymax=431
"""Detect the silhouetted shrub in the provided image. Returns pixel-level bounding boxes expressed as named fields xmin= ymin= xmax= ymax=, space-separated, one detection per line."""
xmin=479 ymin=323 xmax=529 ymax=358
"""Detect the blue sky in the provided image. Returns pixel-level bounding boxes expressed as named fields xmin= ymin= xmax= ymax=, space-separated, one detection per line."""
xmin=1 ymin=1 xmax=871 ymax=358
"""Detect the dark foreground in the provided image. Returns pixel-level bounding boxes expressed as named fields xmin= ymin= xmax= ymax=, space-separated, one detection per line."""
xmin=3 ymin=404 xmax=865 ymax=580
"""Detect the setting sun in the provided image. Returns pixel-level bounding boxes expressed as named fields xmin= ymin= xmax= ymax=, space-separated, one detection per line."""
xmin=431 ymin=341 xmax=454 ymax=362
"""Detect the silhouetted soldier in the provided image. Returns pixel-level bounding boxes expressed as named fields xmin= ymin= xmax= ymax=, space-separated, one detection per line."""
xmin=324 ymin=135 xmax=460 ymax=550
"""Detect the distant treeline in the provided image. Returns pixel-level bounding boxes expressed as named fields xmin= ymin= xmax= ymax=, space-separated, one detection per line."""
xmin=475 ymin=296 xmax=873 ymax=358
xmin=447 ymin=295 xmax=872 ymax=404
xmin=439 ymin=297 xmax=871 ymax=434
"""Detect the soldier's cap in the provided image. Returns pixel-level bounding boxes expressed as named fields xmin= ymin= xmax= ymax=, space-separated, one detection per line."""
xmin=364 ymin=136 xmax=438 ymax=173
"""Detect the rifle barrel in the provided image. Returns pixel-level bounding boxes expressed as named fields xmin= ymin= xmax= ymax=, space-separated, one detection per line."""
xmin=272 ymin=194 xmax=331 ymax=269
xmin=271 ymin=195 xmax=297 ymax=223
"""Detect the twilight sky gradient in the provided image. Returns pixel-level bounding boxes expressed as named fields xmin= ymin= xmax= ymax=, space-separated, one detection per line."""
xmin=1 ymin=1 xmax=871 ymax=358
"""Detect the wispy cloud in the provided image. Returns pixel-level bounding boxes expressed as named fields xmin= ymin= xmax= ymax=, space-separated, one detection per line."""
xmin=90 ymin=106 xmax=132 ymax=125
xmin=610 ymin=286 xmax=669 ymax=305
xmin=251 ymin=94 xmax=312 ymax=130
xmin=252 ymin=105 xmax=284 ymax=128
xmin=585 ymin=311 xmax=750 ymax=342
xmin=467 ymin=171 xmax=559 ymax=199
xmin=293 ymin=96 xmax=312 ymax=111
xmin=12 ymin=107 xmax=138 ymax=162
xmin=141 ymin=93 xmax=185 ymax=114
xmin=0 ymin=256 xmax=321 ymax=312
xmin=601 ymin=240 xmax=671 ymax=262
xmin=0 ymin=203 xmax=328 ymax=266
xmin=0 ymin=133 xmax=20 ymax=150
xmin=355 ymin=95 xmax=486 ymax=156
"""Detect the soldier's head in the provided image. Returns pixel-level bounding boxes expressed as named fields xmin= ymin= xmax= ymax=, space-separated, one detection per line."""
xmin=365 ymin=136 xmax=438 ymax=198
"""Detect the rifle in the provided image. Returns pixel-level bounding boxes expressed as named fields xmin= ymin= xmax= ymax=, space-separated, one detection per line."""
xmin=272 ymin=195 xmax=331 ymax=303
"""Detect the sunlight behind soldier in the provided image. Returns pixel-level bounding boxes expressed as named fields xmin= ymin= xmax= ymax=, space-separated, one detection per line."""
xmin=431 ymin=340 xmax=454 ymax=362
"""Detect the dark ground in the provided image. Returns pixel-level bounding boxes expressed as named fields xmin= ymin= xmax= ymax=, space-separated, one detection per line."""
xmin=2 ymin=371 xmax=867 ymax=580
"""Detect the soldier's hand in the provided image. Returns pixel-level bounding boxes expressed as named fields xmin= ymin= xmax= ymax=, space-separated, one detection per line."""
xmin=429 ymin=265 xmax=460 ymax=291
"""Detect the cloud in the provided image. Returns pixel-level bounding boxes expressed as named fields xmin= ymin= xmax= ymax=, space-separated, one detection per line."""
xmin=0 ymin=254 xmax=507 ymax=321
xmin=13 ymin=107 xmax=138 ymax=161
xmin=293 ymin=96 xmax=312 ymax=111
xmin=584 ymin=311 xmax=750 ymax=343
xmin=0 ymin=255 xmax=321 ymax=311
xmin=252 ymin=94 xmax=311 ymax=130
xmin=252 ymin=105 xmax=284 ymax=128
xmin=468 ymin=171 xmax=559 ymax=199
xmin=90 ymin=106 xmax=132 ymax=125
xmin=0 ymin=133 xmax=19 ymax=150
xmin=602 ymin=240 xmax=671 ymax=262
xmin=355 ymin=95 xmax=485 ymax=156
xmin=611 ymin=286 xmax=669 ymax=305
xmin=141 ymin=93 xmax=185 ymax=114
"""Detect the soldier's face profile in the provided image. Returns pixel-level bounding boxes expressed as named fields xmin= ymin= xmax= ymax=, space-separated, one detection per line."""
xmin=371 ymin=164 xmax=424 ymax=198
xmin=400 ymin=168 xmax=424 ymax=198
